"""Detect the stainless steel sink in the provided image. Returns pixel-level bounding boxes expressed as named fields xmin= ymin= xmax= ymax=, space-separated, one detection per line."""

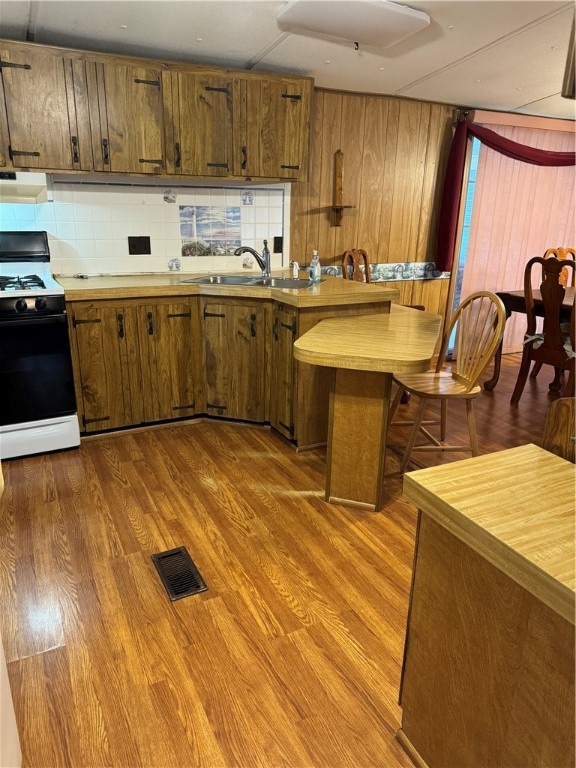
xmin=180 ymin=274 xmax=317 ymax=289
xmin=253 ymin=277 xmax=316 ymax=289
xmin=180 ymin=275 xmax=259 ymax=285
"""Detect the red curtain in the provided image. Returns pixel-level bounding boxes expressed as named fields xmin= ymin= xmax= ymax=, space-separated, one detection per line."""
xmin=436 ymin=121 xmax=576 ymax=271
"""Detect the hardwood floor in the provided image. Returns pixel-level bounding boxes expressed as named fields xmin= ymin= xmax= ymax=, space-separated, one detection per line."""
xmin=0 ymin=353 xmax=563 ymax=768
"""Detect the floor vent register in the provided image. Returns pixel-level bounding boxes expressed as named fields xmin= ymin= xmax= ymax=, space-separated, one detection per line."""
xmin=151 ymin=546 xmax=208 ymax=601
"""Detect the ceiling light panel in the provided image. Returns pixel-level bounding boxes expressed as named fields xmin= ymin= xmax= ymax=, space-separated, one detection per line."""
xmin=277 ymin=0 xmax=430 ymax=48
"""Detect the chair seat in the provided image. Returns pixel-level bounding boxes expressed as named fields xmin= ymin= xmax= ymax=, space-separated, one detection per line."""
xmin=393 ymin=371 xmax=481 ymax=399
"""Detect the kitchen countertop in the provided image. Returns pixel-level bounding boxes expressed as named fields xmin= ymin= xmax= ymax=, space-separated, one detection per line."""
xmin=403 ymin=443 xmax=576 ymax=623
xmin=58 ymin=272 xmax=400 ymax=307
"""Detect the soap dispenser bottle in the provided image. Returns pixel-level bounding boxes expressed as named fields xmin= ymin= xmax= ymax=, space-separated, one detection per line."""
xmin=310 ymin=249 xmax=321 ymax=283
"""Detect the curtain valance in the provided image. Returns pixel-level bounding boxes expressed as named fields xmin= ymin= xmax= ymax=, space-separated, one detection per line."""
xmin=436 ymin=121 xmax=576 ymax=271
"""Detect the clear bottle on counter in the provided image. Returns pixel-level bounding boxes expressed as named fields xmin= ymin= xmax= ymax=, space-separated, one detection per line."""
xmin=309 ymin=249 xmax=321 ymax=283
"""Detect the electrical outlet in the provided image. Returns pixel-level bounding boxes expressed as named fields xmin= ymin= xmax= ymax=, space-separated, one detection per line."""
xmin=273 ymin=236 xmax=283 ymax=254
xmin=128 ymin=236 xmax=151 ymax=255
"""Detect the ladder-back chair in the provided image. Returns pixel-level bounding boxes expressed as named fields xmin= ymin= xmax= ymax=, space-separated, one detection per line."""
xmin=542 ymin=397 xmax=576 ymax=463
xmin=389 ymin=291 xmax=506 ymax=474
xmin=342 ymin=249 xmax=371 ymax=282
xmin=511 ymin=256 xmax=576 ymax=405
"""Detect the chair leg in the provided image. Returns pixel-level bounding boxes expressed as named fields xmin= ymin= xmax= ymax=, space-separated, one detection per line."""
xmin=389 ymin=383 xmax=405 ymax=420
xmin=549 ymin=367 xmax=564 ymax=392
xmin=466 ymin=400 xmax=480 ymax=455
xmin=563 ymin=363 xmax=575 ymax=398
xmin=530 ymin=361 xmax=542 ymax=379
xmin=440 ymin=399 xmax=447 ymax=442
xmin=399 ymin=398 xmax=427 ymax=474
xmin=510 ymin=350 xmax=534 ymax=405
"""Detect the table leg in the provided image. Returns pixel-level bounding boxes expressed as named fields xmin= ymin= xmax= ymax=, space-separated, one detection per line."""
xmin=325 ymin=368 xmax=392 ymax=511
xmin=484 ymin=308 xmax=511 ymax=391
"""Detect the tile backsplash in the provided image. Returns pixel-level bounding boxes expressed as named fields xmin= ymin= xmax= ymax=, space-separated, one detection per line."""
xmin=0 ymin=178 xmax=290 ymax=276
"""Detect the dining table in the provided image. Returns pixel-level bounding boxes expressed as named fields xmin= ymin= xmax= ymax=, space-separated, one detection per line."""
xmin=484 ymin=286 xmax=575 ymax=391
xmin=293 ymin=304 xmax=442 ymax=511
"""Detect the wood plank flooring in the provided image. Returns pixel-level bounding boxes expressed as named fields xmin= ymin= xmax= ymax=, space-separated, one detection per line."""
xmin=0 ymin=353 xmax=563 ymax=768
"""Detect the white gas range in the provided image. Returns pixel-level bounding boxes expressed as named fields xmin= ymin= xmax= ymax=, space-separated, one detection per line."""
xmin=0 ymin=231 xmax=80 ymax=460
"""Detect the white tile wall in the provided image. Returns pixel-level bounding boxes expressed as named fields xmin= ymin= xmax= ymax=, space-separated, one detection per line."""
xmin=0 ymin=178 xmax=291 ymax=276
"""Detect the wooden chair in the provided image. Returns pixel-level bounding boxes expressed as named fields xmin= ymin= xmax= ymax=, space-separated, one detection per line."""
xmin=530 ymin=247 xmax=576 ymax=382
xmin=342 ymin=249 xmax=371 ymax=282
xmin=389 ymin=291 xmax=506 ymax=474
xmin=542 ymin=397 xmax=576 ymax=463
xmin=511 ymin=256 xmax=576 ymax=405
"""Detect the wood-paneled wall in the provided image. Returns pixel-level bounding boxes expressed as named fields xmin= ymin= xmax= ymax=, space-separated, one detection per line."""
xmin=290 ymin=89 xmax=457 ymax=314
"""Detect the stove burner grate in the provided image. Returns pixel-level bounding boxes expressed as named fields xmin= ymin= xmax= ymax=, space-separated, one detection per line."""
xmin=0 ymin=274 xmax=47 ymax=292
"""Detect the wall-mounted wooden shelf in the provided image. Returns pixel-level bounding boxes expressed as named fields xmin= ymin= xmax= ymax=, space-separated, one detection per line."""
xmin=332 ymin=149 xmax=356 ymax=226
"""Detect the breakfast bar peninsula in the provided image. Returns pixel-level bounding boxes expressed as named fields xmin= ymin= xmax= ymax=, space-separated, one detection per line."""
xmin=293 ymin=305 xmax=442 ymax=510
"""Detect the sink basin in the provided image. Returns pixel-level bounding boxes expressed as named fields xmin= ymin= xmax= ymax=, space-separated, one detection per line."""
xmin=253 ymin=277 xmax=316 ymax=289
xmin=180 ymin=275 xmax=259 ymax=285
xmin=180 ymin=275 xmax=317 ymax=289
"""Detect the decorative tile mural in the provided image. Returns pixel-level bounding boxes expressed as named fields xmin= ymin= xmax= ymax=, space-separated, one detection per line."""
xmin=180 ymin=205 xmax=241 ymax=258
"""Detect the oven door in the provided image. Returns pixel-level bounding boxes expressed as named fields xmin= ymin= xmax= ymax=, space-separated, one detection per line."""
xmin=0 ymin=313 xmax=77 ymax=427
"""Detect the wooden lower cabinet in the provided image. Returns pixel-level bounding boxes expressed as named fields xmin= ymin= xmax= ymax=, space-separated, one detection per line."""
xmin=201 ymin=298 xmax=270 ymax=422
xmin=69 ymin=298 xmax=202 ymax=432
xmin=269 ymin=303 xmax=297 ymax=440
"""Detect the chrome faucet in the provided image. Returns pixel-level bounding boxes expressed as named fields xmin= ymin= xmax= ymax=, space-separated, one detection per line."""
xmin=234 ymin=240 xmax=271 ymax=278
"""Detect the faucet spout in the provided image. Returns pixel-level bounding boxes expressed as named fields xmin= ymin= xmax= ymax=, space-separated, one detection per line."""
xmin=234 ymin=241 xmax=271 ymax=278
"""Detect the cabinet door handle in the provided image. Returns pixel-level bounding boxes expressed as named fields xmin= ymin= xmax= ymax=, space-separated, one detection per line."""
xmin=147 ymin=311 xmax=154 ymax=335
xmin=71 ymin=135 xmax=79 ymax=163
xmin=102 ymin=138 xmax=110 ymax=164
xmin=175 ymin=142 xmax=181 ymax=169
xmin=117 ymin=312 xmax=125 ymax=339
xmin=272 ymin=316 xmax=279 ymax=340
xmin=250 ymin=313 xmax=256 ymax=338
xmin=241 ymin=146 xmax=247 ymax=170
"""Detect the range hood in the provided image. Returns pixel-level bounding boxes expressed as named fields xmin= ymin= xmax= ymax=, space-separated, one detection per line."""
xmin=0 ymin=172 xmax=51 ymax=204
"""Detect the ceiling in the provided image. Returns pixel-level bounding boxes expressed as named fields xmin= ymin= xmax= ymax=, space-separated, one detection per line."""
xmin=1 ymin=0 xmax=575 ymax=120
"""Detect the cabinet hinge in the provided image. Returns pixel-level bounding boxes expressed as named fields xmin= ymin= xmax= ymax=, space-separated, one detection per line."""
xmin=281 ymin=164 xmax=300 ymax=171
xmin=167 ymin=311 xmax=192 ymax=318
xmin=172 ymin=403 xmax=195 ymax=411
xmin=281 ymin=321 xmax=297 ymax=336
xmin=204 ymin=308 xmax=225 ymax=318
xmin=206 ymin=403 xmax=228 ymax=413
xmin=134 ymin=78 xmax=160 ymax=87
xmin=204 ymin=85 xmax=230 ymax=94
xmin=0 ymin=60 xmax=31 ymax=70
xmin=139 ymin=158 xmax=163 ymax=165
xmin=73 ymin=316 xmax=102 ymax=327
xmin=282 ymin=93 xmax=302 ymax=101
xmin=9 ymin=146 xmax=40 ymax=160
xmin=207 ymin=162 xmax=229 ymax=169
xmin=82 ymin=415 xmax=110 ymax=426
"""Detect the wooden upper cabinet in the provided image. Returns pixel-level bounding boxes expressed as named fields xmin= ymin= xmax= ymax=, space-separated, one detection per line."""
xmin=233 ymin=75 xmax=312 ymax=181
xmin=0 ymin=42 xmax=91 ymax=170
xmin=164 ymin=71 xmax=232 ymax=177
xmin=88 ymin=61 xmax=165 ymax=174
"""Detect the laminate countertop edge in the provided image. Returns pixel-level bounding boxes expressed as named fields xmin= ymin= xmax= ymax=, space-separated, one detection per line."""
xmin=403 ymin=444 xmax=576 ymax=625
xmin=59 ymin=274 xmax=400 ymax=307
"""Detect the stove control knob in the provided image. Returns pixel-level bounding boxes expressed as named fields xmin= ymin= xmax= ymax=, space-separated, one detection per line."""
xmin=35 ymin=298 xmax=47 ymax=311
xmin=15 ymin=298 xmax=28 ymax=313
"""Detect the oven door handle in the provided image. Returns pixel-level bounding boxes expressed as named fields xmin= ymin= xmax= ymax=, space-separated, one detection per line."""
xmin=0 ymin=313 xmax=68 ymax=328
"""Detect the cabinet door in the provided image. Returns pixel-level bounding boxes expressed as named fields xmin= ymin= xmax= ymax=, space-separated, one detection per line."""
xmin=233 ymin=76 xmax=312 ymax=180
xmin=137 ymin=300 xmax=200 ymax=422
xmin=89 ymin=61 xmax=165 ymax=173
xmin=0 ymin=44 xmax=89 ymax=170
xmin=70 ymin=305 xmax=142 ymax=432
xmin=202 ymin=299 xmax=266 ymax=422
xmin=270 ymin=303 xmax=297 ymax=440
xmin=165 ymin=71 xmax=232 ymax=177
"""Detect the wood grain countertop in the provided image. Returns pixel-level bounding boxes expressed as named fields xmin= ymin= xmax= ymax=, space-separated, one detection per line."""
xmin=293 ymin=304 xmax=442 ymax=373
xmin=58 ymin=272 xmax=400 ymax=308
xmin=403 ymin=443 xmax=576 ymax=624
